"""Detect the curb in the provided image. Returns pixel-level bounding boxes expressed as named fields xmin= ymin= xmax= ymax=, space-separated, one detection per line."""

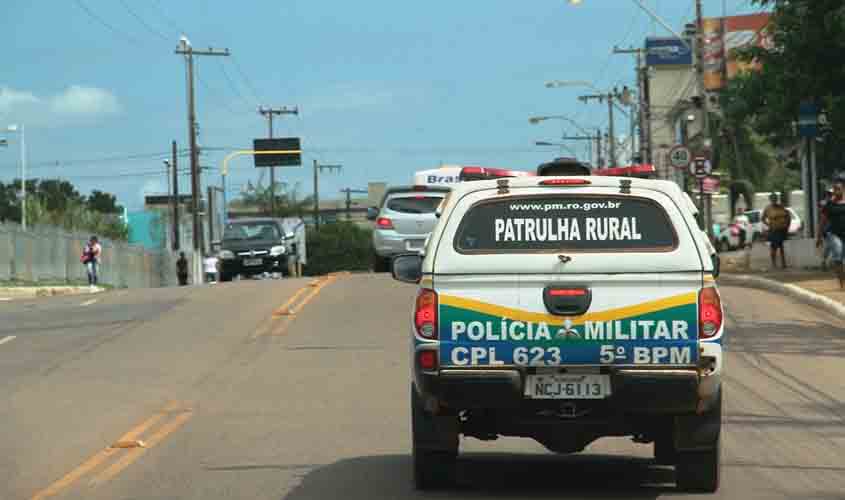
xmin=718 ymin=274 xmax=845 ymax=320
xmin=0 ymin=286 xmax=105 ymax=300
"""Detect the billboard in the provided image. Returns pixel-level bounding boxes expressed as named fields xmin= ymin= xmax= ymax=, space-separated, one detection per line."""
xmin=253 ymin=137 xmax=302 ymax=167
xmin=645 ymin=37 xmax=693 ymax=66
xmin=703 ymin=13 xmax=772 ymax=90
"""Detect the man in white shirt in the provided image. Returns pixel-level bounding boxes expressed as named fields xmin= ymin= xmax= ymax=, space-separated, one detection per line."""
xmin=204 ymin=254 xmax=219 ymax=283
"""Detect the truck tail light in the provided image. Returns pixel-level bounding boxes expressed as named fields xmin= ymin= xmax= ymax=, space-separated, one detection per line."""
xmin=417 ymin=350 xmax=438 ymax=370
xmin=376 ymin=217 xmax=394 ymax=229
xmin=698 ymin=287 xmax=723 ymax=339
xmin=415 ymin=288 xmax=438 ymax=339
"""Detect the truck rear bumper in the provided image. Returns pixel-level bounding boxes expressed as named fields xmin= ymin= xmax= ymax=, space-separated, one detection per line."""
xmin=417 ymin=367 xmax=713 ymax=415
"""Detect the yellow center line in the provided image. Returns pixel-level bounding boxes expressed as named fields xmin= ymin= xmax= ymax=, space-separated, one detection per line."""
xmin=271 ymin=285 xmax=311 ymax=317
xmin=89 ymin=411 xmax=193 ymax=487
xmin=270 ymin=274 xmax=341 ymax=336
xmin=29 ymin=408 xmax=171 ymax=500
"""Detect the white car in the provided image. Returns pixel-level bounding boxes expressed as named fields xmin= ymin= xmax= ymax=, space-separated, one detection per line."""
xmin=392 ymin=174 xmax=724 ymax=493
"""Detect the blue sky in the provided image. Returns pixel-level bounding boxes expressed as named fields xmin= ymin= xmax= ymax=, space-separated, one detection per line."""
xmin=1 ymin=0 xmax=760 ymax=210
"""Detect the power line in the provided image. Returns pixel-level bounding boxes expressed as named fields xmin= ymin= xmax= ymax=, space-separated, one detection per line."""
xmin=118 ymin=0 xmax=170 ymax=41
xmin=230 ymin=57 xmax=265 ymax=104
xmin=218 ymin=58 xmax=255 ymax=109
xmin=73 ymin=0 xmax=146 ymax=47
xmin=150 ymin=0 xmax=185 ymax=34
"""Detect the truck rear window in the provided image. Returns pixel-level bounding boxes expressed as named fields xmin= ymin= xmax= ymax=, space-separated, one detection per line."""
xmin=387 ymin=196 xmax=443 ymax=214
xmin=455 ymin=195 xmax=676 ymax=252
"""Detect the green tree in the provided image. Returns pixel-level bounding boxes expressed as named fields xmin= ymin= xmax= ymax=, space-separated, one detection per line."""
xmin=87 ymin=190 xmax=122 ymax=214
xmin=737 ymin=1 xmax=845 ymax=177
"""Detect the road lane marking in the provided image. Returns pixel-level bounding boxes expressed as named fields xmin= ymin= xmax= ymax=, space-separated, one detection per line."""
xmin=30 ymin=401 xmax=189 ymax=499
xmin=0 ymin=297 xmax=11 ymax=301
xmin=270 ymin=274 xmax=341 ymax=337
xmin=271 ymin=286 xmax=311 ymax=317
xmin=80 ymin=298 xmax=99 ymax=307
xmin=90 ymin=410 xmax=193 ymax=486
xmin=0 ymin=335 xmax=15 ymax=346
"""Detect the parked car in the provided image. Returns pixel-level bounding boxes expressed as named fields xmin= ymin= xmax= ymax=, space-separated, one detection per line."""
xmin=716 ymin=222 xmax=751 ymax=252
xmin=369 ymin=186 xmax=450 ymax=272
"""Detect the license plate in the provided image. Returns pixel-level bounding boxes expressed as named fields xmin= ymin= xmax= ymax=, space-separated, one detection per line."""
xmin=406 ymin=239 xmax=425 ymax=250
xmin=524 ymin=374 xmax=611 ymax=399
xmin=243 ymin=258 xmax=263 ymax=267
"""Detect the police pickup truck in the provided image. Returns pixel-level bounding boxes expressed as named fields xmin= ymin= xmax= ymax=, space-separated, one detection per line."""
xmin=392 ymin=174 xmax=724 ymax=492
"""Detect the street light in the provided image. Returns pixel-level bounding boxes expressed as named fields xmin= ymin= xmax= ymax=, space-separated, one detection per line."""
xmin=2 ymin=124 xmax=26 ymax=230
xmin=528 ymin=115 xmax=592 ymax=136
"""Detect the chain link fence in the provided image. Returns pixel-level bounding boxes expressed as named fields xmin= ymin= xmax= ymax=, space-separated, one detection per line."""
xmin=0 ymin=221 xmax=166 ymax=288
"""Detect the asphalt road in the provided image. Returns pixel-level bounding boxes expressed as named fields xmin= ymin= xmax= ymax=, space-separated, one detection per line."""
xmin=2 ymin=274 xmax=845 ymax=499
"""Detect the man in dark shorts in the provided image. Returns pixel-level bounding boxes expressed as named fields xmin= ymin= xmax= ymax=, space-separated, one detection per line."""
xmin=762 ymin=193 xmax=791 ymax=269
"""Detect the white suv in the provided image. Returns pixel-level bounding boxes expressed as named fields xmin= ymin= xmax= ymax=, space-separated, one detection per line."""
xmin=392 ymin=175 xmax=724 ymax=493
xmin=369 ymin=186 xmax=450 ymax=272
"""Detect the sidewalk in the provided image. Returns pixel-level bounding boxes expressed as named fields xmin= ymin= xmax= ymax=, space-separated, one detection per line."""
xmin=0 ymin=285 xmax=104 ymax=300
xmin=720 ymin=251 xmax=845 ymax=318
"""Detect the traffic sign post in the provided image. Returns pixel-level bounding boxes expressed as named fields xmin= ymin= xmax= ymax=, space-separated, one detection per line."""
xmin=669 ymin=145 xmax=692 ymax=170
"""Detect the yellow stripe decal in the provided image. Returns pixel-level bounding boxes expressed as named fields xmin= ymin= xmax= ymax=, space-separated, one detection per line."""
xmin=440 ymin=292 xmax=697 ymax=326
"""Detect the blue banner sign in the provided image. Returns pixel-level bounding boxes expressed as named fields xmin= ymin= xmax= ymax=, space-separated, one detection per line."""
xmin=645 ymin=37 xmax=693 ymax=66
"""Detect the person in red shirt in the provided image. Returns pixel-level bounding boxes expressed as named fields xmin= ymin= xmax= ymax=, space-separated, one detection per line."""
xmin=81 ymin=236 xmax=102 ymax=286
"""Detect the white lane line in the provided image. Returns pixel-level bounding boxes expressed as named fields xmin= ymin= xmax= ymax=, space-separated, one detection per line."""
xmin=0 ymin=336 xmax=16 ymax=346
xmin=0 ymin=298 xmax=11 ymax=302
xmin=80 ymin=298 xmax=99 ymax=307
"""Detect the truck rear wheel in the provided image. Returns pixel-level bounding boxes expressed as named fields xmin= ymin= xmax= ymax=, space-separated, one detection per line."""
xmin=373 ymin=253 xmax=390 ymax=273
xmin=676 ymin=439 xmax=720 ymax=492
xmin=411 ymin=386 xmax=457 ymax=490
xmin=675 ymin=391 xmax=722 ymax=492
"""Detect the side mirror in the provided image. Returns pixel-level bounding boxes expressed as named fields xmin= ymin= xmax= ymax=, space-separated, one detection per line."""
xmin=711 ymin=253 xmax=720 ymax=278
xmin=391 ymin=253 xmax=423 ymax=284
xmin=367 ymin=207 xmax=378 ymax=221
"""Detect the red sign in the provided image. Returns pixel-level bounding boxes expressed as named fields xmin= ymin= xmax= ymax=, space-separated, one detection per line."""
xmin=701 ymin=176 xmax=720 ymax=194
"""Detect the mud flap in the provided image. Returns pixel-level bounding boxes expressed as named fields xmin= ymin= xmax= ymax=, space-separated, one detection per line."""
xmin=673 ymin=389 xmax=722 ymax=452
xmin=411 ymin=385 xmax=459 ymax=452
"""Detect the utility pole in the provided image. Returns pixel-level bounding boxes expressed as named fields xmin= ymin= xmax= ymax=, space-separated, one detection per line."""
xmin=258 ymin=106 xmax=299 ymax=216
xmin=694 ymin=0 xmax=714 ymax=239
xmin=170 ymin=140 xmax=180 ymax=251
xmin=207 ymin=186 xmax=215 ymax=245
xmin=339 ymin=188 xmax=368 ymax=221
xmin=596 ymin=129 xmax=604 ymax=167
xmin=313 ymin=160 xmax=342 ymax=230
xmin=175 ymin=37 xmax=229 ymax=284
xmin=614 ymin=46 xmax=648 ymax=164
xmin=694 ymin=0 xmax=711 ymax=147
xmin=580 ymin=90 xmax=627 ymax=166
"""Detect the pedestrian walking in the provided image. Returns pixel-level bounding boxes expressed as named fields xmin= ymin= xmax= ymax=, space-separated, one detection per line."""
xmin=177 ymin=252 xmax=189 ymax=286
xmin=204 ymin=253 xmax=218 ymax=283
xmin=818 ymin=177 xmax=845 ymax=288
xmin=81 ymin=236 xmax=102 ymax=287
xmin=762 ymin=193 xmax=792 ymax=269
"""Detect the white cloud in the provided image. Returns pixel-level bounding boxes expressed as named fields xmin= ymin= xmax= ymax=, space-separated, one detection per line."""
xmin=0 ymin=87 xmax=40 ymax=114
xmin=50 ymin=85 xmax=120 ymax=115
xmin=0 ymin=85 xmax=120 ymax=126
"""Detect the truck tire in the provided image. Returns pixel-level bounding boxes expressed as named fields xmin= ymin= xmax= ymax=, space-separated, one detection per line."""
xmin=372 ymin=253 xmax=389 ymax=273
xmin=676 ymin=440 xmax=720 ymax=492
xmin=411 ymin=385 xmax=457 ymax=490
xmin=654 ymin=435 xmax=677 ymax=465
xmin=675 ymin=391 xmax=722 ymax=492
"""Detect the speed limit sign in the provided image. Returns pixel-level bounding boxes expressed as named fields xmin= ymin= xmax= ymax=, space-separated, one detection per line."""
xmin=669 ymin=145 xmax=692 ymax=169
